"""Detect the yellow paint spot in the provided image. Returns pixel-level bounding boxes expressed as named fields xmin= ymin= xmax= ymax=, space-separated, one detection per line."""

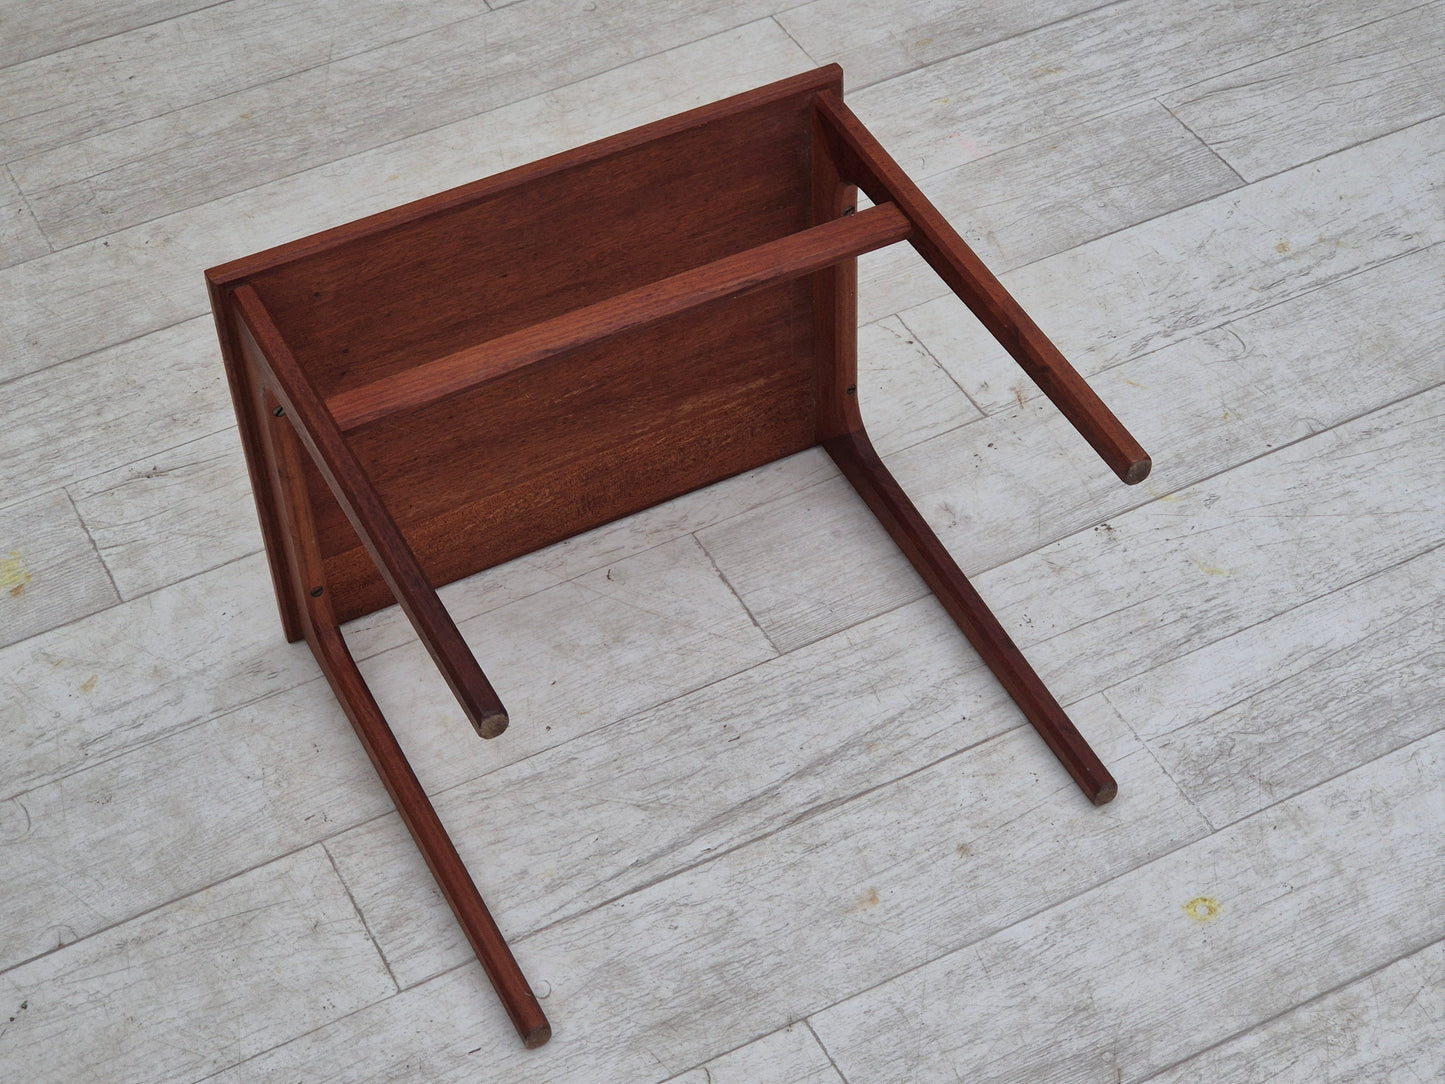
xmin=80 ymin=675 xmax=98 ymax=694
xmin=1275 ymin=240 xmax=1291 ymax=254
xmin=845 ymin=887 xmax=881 ymax=913
xmin=1150 ymin=485 xmax=1199 ymax=503
xmin=1124 ymin=378 xmax=1148 ymax=388
xmin=1193 ymin=557 xmax=1234 ymax=576
xmin=1183 ymin=897 xmax=1222 ymax=922
xmin=2 ymin=552 xmax=32 ymax=597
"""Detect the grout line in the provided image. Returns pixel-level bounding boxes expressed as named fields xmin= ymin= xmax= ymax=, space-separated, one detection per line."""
xmin=768 ymin=13 xmax=818 ymax=66
xmin=2 ymin=163 xmax=52 ymax=256
xmin=1100 ymin=687 xmax=1216 ymax=832
xmin=1155 ymin=96 xmax=1248 ymax=186
xmin=323 ymin=842 xmax=402 ymax=993
xmin=694 ymin=531 xmax=782 ymax=655
xmin=892 ymin=310 xmax=988 ymax=418
xmin=805 ymin=1017 xmax=853 ymax=1083
xmin=62 ymin=487 xmax=121 ymax=606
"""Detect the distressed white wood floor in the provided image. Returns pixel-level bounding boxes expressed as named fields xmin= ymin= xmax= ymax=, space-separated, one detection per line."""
xmin=2 ymin=1 xmax=1442 ymax=1081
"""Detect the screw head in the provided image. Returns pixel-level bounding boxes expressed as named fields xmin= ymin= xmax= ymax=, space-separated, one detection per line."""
xmin=272 ymin=406 xmax=285 ymax=417
xmin=309 ymin=586 xmax=324 ymax=597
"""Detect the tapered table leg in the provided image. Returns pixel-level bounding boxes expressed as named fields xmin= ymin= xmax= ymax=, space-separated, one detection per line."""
xmin=262 ymin=393 xmax=551 ymax=1048
xmin=825 ymin=429 xmax=1117 ymax=805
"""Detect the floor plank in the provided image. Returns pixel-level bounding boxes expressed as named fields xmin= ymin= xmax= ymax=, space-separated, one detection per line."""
xmin=0 ymin=676 xmax=385 ymax=972
xmin=0 ymin=553 xmax=317 ymax=796
xmin=0 ymin=846 xmax=394 ymax=1084
xmin=0 ymin=0 xmax=484 ymax=163
xmin=900 ymin=115 xmax=1445 ymax=414
xmin=1162 ymin=3 xmax=1445 ymax=182
xmin=0 ymin=0 xmax=220 ymax=68
xmin=1141 ymin=938 xmax=1445 ymax=1083
xmin=774 ymin=0 xmax=1108 ymax=89
xmin=849 ymin=0 xmax=1420 ymax=182
xmin=1113 ymin=544 xmax=1445 ymax=829
xmin=10 ymin=1 xmax=802 ymax=247
xmin=856 ymin=98 xmax=1243 ymax=323
xmin=976 ymin=386 xmax=1445 ymax=707
xmin=0 ymin=317 xmax=233 ymax=505
xmin=809 ymin=730 xmax=1445 ymax=1082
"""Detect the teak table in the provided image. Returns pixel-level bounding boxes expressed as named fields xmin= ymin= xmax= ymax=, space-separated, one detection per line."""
xmin=206 ymin=65 xmax=1150 ymax=1048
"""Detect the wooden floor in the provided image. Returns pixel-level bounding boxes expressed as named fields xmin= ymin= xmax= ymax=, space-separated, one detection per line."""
xmin=3 ymin=1 xmax=1443 ymax=1080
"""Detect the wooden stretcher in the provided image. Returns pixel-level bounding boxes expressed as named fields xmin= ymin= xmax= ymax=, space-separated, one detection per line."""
xmin=206 ymin=64 xmax=1150 ymax=1049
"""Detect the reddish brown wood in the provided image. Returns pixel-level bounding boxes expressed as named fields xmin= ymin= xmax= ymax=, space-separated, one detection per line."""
xmin=234 ymin=284 xmax=509 ymax=738
xmin=206 ymin=64 xmax=1148 ymax=1048
xmin=207 ymin=277 xmax=306 ymax=643
xmin=811 ymin=87 xmax=863 ymax=442
xmin=329 ymin=203 xmax=909 ymax=430
xmin=825 ymin=429 xmax=1117 ymax=804
xmin=814 ymin=91 xmax=1152 ymax=486
xmin=260 ymin=400 xmax=549 ymax=1046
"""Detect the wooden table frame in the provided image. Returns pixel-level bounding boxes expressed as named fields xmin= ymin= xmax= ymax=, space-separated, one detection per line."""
xmin=206 ymin=65 xmax=1149 ymax=1049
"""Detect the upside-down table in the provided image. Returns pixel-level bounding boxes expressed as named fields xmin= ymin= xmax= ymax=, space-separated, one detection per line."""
xmin=206 ymin=64 xmax=1150 ymax=1048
